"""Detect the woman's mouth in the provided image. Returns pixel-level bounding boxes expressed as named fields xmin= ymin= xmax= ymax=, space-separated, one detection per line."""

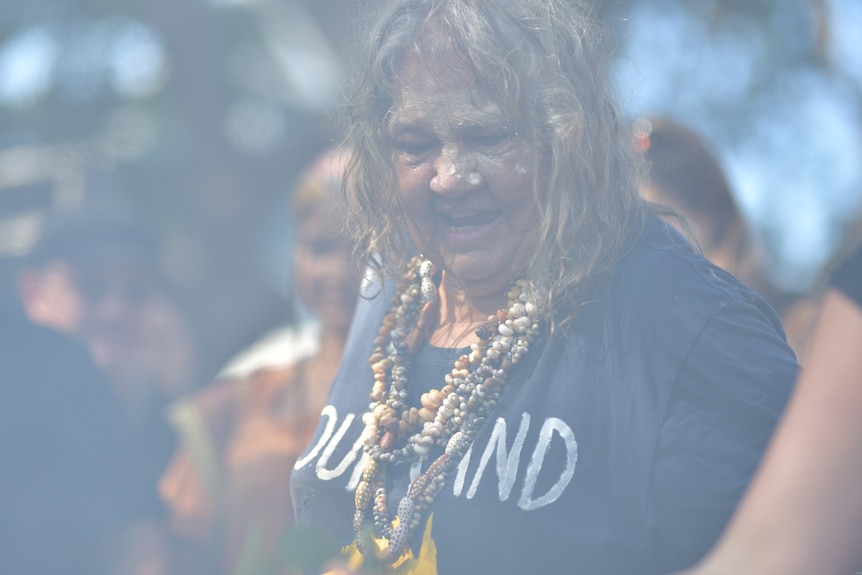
xmin=442 ymin=210 xmax=500 ymax=243
xmin=444 ymin=210 xmax=499 ymax=232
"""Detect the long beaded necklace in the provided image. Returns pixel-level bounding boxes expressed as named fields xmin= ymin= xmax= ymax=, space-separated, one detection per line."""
xmin=353 ymin=256 xmax=543 ymax=564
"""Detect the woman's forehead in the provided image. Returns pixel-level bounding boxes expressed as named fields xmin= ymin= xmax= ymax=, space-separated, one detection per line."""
xmin=395 ymin=49 xmax=475 ymax=93
xmin=389 ymin=50 xmax=505 ymax=123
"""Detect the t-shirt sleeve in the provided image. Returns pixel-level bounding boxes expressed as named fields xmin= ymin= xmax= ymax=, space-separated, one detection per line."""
xmin=646 ymin=296 xmax=798 ymax=570
xmin=831 ymin=245 xmax=862 ymax=308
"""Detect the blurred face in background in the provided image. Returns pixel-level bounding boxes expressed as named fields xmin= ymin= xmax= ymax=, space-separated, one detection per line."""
xmin=19 ymin=258 xmax=168 ymax=388
xmin=21 ymin=259 xmax=156 ymax=338
xmin=292 ymin=201 xmax=360 ymax=337
xmin=640 ymin=182 xmax=719 ymax=248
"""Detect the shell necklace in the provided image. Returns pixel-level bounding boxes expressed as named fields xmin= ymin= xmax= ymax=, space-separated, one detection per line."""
xmin=353 ymin=256 xmax=543 ymax=564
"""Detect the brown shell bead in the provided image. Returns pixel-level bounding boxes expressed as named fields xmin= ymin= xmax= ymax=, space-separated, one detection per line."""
xmin=355 ymin=480 xmax=372 ymax=509
xmin=418 ymin=407 xmax=436 ymax=422
xmin=405 ymin=407 xmax=421 ymax=425
xmin=420 ymin=390 xmax=442 ymax=409
xmin=378 ymin=358 xmax=393 ymax=371
xmin=380 ymin=431 xmax=395 ymax=452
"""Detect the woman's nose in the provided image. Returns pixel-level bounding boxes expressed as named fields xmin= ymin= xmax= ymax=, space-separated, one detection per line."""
xmin=429 ymin=144 xmax=483 ymax=196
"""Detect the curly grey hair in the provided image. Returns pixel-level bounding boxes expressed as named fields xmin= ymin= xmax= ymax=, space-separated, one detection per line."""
xmin=339 ymin=0 xmax=648 ymax=328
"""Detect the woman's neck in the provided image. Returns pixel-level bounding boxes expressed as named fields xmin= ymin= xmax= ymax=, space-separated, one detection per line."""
xmin=429 ymin=270 xmax=508 ymax=348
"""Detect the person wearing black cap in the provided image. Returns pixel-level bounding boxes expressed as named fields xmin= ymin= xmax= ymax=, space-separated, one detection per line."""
xmin=10 ymin=202 xmax=195 ymax=573
xmin=18 ymin=202 xmax=197 ymax=409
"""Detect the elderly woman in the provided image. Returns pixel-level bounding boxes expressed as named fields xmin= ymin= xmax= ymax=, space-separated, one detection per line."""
xmin=290 ymin=1 xmax=798 ymax=574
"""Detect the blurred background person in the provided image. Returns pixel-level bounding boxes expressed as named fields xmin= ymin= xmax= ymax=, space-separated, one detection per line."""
xmin=18 ymin=200 xmax=199 ymax=409
xmin=159 ymin=148 xmax=360 ymax=575
xmin=635 ymin=115 xmax=822 ymax=361
xmin=1 ymin=235 xmax=173 ymax=574
xmin=13 ymin=198 xmax=202 ymax=574
xmin=17 ymin=200 xmax=199 ymax=472
xmin=0 ymin=312 xmax=163 ymax=575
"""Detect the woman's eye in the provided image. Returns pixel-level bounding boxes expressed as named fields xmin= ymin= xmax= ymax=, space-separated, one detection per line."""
xmin=467 ymin=130 xmax=511 ymax=150
xmin=396 ymin=140 xmax=434 ymax=158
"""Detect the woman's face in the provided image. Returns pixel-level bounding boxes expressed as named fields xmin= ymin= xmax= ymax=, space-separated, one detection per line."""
xmin=387 ymin=50 xmax=540 ymax=301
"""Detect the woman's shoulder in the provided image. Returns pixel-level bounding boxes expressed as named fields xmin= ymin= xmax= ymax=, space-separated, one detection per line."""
xmin=594 ymin=217 xmax=786 ymax=343
xmin=615 ymin=218 xmax=770 ymax=309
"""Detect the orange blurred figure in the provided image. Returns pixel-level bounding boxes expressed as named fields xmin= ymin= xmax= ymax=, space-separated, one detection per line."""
xmin=160 ymin=149 xmax=360 ymax=574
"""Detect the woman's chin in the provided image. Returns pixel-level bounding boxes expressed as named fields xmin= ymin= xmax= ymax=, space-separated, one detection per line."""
xmin=442 ymin=255 xmax=520 ymax=300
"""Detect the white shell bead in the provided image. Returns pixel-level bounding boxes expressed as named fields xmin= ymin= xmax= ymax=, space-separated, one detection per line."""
xmin=361 ymin=428 xmax=377 ymax=445
xmin=397 ymin=496 xmax=415 ymax=519
xmin=421 ymin=281 xmax=436 ymax=300
xmin=445 ymin=431 xmax=466 ymax=455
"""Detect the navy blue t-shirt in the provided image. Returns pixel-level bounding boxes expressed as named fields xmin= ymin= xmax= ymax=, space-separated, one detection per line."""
xmin=291 ymin=219 xmax=798 ymax=574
